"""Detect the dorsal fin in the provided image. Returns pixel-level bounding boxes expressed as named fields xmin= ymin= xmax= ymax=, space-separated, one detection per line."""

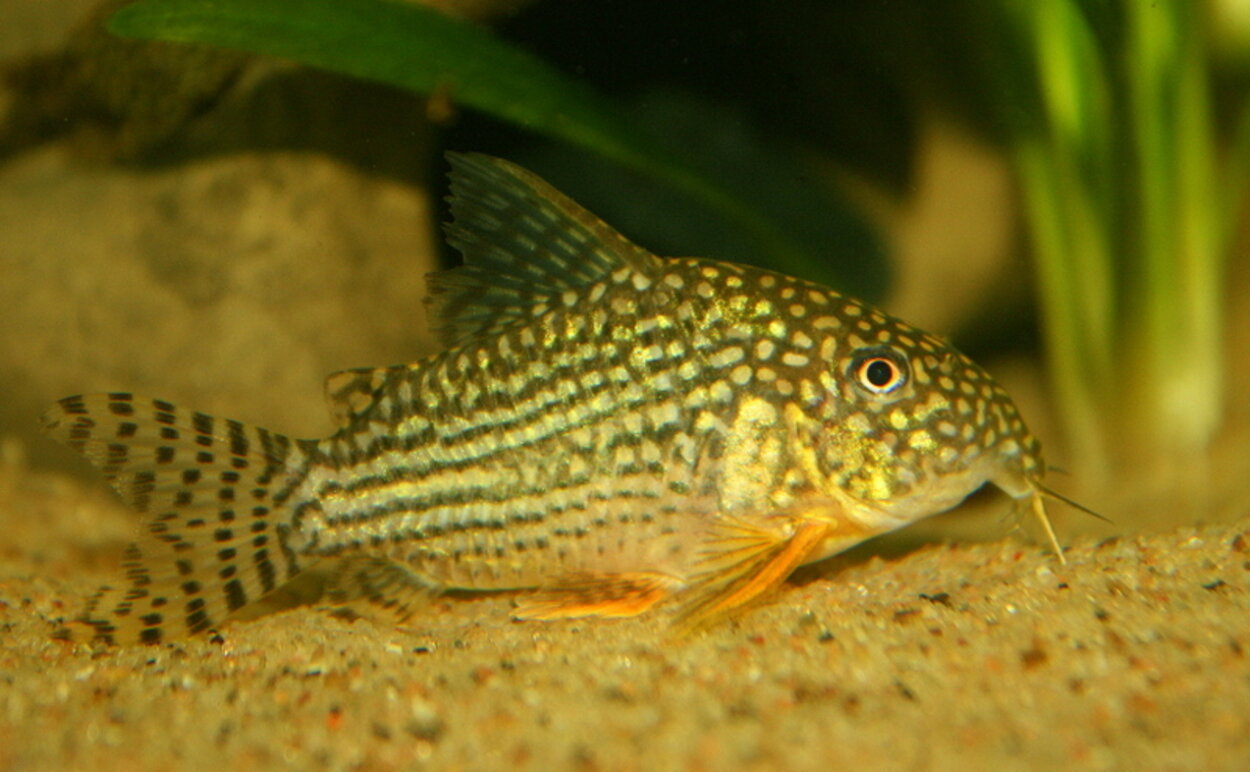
xmin=427 ymin=152 xmax=661 ymax=347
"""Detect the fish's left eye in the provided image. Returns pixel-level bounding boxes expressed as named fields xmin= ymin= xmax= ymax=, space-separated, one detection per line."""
xmin=850 ymin=349 xmax=908 ymax=394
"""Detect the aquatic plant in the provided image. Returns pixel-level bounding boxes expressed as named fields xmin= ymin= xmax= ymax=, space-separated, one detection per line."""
xmin=107 ymin=0 xmax=884 ymax=300
xmin=966 ymin=0 xmax=1244 ymax=480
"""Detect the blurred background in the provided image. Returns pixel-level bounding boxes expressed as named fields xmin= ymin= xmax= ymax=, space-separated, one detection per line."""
xmin=1 ymin=0 xmax=1247 ymax=547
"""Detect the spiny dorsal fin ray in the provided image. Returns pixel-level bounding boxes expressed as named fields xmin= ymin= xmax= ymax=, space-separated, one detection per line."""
xmin=428 ymin=152 xmax=662 ymax=347
xmin=41 ymin=393 xmax=318 ymax=644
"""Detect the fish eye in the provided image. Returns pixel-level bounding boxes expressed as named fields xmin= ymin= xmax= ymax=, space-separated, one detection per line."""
xmin=850 ymin=349 xmax=908 ymax=394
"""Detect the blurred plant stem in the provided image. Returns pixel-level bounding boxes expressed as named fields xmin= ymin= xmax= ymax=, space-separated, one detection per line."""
xmin=984 ymin=0 xmax=1238 ymax=483
xmin=1123 ymin=1 xmax=1223 ymax=464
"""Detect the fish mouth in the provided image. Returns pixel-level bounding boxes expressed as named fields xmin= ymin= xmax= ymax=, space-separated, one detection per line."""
xmin=994 ymin=469 xmax=1108 ymax=564
xmin=990 ymin=449 xmax=1050 ymax=499
xmin=992 ymin=469 xmax=1037 ymax=501
xmin=839 ymin=463 xmax=1007 ymax=534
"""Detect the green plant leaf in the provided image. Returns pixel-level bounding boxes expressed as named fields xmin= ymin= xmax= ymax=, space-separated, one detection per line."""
xmin=108 ymin=0 xmax=885 ymax=299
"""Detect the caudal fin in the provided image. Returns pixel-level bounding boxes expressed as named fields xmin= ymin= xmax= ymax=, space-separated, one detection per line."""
xmin=41 ymin=393 xmax=320 ymax=644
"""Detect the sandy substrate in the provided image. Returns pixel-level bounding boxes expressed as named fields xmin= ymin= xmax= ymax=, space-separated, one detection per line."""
xmin=2 ymin=457 xmax=1248 ymax=771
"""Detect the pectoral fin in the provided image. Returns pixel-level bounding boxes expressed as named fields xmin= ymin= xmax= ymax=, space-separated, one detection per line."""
xmin=676 ymin=517 xmax=832 ymax=631
xmin=514 ymin=572 xmax=680 ymax=620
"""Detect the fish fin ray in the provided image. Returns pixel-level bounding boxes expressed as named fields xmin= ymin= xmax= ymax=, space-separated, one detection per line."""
xmin=323 ymin=365 xmax=395 ymax=428
xmin=42 ymin=393 xmax=316 ymax=645
xmin=324 ymin=556 xmax=441 ymax=623
xmin=515 ymin=571 xmax=679 ymax=620
xmin=428 ymin=152 xmax=661 ymax=346
xmin=675 ymin=518 xmax=831 ymax=632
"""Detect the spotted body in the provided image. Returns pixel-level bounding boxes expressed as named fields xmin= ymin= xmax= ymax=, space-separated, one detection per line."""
xmin=43 ymin=153 xmax=1053 ymax=645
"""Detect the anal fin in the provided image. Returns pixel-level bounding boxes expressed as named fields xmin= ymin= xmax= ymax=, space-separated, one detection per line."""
xmin=515 ymin=572 xmax=680 ymax=621
xmin=324 ymin=556 xmax=441 ymax=623
xmin=676 ymin=517 xmax=832 ymax=631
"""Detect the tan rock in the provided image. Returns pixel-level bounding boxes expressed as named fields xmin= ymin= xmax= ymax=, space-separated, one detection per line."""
xmin=0 ymin=145 xmax=437 ymax=464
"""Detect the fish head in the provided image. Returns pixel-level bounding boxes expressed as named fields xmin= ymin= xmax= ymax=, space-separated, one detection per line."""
xmin=813 ymin=307 xmax=1045 ymax=529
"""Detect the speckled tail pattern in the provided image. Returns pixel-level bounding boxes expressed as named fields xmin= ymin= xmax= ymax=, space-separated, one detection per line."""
xmin=41 ymin=393 xmax=318 ymax=644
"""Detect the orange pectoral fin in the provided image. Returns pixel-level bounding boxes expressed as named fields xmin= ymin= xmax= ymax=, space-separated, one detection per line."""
xmin=676 ymin=518 xmax=832 ymax=631
xmin=514 ymin=572 xmax=681 ymax=621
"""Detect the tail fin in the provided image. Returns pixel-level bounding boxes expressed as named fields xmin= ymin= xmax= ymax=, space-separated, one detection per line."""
xmin=41 ymin=393 xmax=320 ymax=645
